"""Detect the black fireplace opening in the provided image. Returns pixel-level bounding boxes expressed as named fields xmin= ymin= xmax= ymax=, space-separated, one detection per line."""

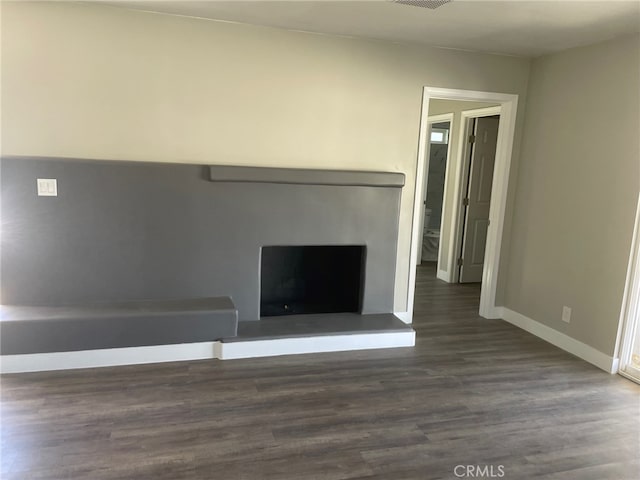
xmin=260 ymin=245 xmax=365 ymax=317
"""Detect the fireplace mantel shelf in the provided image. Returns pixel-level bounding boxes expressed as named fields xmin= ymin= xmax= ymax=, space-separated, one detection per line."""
xmin=209 ymin=165 xmax=405 ymax=188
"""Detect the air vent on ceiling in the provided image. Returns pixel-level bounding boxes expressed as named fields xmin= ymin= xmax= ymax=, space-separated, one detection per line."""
xmin=394 ymin=0 xmax=452 ymax=9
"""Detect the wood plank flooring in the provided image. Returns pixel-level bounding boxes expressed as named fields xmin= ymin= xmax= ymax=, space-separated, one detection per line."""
xmin=2 ymin=264 xmax=639 ymax=479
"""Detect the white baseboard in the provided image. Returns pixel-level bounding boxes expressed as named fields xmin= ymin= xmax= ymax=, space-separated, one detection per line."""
xmin=1 ymin=331 xmax=416 ymax=373
xmin=218 ymin=331 xmax=416 ymax=360
xmin=498 ymin=307 xmax=619 ymax=374
xmin=436 ymin=269 xmax=450 ymax=282
xmin=611 ymin=357 xmax=620 ymax=374
xmin=0 ymin=342 xmax=218 ymax=374
xmin=482 ymin=305 xmax=503 ymax=320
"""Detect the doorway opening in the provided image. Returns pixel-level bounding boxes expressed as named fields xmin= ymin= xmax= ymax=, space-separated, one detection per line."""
xmin=417 ymin=103 xmax=502 ymax=286
xmin=404 ymin=88 xmax=519 ymax=322
xmin=615 ymin=193 xmax=640 ymax=383
xmin=416 ymin=113 xmax=453 ymax=276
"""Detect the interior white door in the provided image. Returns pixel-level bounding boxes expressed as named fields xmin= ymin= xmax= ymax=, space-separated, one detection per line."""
xmin=459 ymin=116 xmax=500 ymax=283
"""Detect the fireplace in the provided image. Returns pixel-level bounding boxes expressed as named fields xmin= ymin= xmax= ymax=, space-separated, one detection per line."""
xmin=260 ymin=245 xmax=365 ymax=317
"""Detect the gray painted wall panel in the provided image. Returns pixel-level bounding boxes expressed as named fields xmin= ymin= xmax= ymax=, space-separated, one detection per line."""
xmin=1 ymin=157 xmax=402 ymax=320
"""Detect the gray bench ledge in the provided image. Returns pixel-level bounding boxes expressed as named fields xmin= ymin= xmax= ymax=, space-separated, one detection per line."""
xmin=0 ymin=297 xmax=238 ymax=355
xmin=209 ymin=165 xmax=405 ymax=187
xmin=0 ymin=297 xmax=237 ymax=322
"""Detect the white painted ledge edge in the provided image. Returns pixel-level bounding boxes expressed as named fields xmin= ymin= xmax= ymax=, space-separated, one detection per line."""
xmin=0 ymin=342 xmax=219 ymax=374
xmin=0 ymin=330 xmax=416 ymax=374
xmin=497 ymin=307 xmax=619 ymax=374
xmin=218 ymin=331 xmax=416 ymax=360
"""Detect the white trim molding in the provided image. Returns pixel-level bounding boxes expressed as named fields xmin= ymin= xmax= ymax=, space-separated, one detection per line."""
xmin=0 ymin=330 xmax=416 ymax=373
xmin=436 ymin=269 xmax=450 ymax=282
xmin=0 ymin=342 xmax=219 ymax=374
xmin=218 ymin=331 xmax=416 ymax=360
xmin=403 ymin=87 xmax=519 ymax=323
xmin=393 ymin=311 xmax=412 ymax=324
xmin=498 ymin=307 xmax=618 ymax=374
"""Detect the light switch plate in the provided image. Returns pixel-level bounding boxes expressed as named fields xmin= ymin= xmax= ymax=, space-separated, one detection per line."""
xmin=37 ymin=178 xmax=57 ymax=197
xmin=562 ymin=306 xmax=571 ymax=323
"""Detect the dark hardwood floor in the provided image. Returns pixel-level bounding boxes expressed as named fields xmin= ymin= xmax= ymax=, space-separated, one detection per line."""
xmin=2 ymin=264 xmax=639 ymax=479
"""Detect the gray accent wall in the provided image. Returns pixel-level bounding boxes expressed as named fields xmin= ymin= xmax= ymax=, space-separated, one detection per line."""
xmin=1 ymin=157 xmax=403 ymax=321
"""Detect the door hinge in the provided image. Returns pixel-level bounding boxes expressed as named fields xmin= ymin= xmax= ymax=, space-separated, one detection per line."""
xmin=462 ymin=197 xmax=469 ymax=206
xmin=423 ymin=200 xmax=427 ymax=205
xmin=457 ymin=258 xmax=464 ymax=266
xmin=468 ymin=135 xmax=476 ymax=144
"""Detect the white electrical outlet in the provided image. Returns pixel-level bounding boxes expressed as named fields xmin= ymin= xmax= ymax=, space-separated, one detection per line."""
xmin=562 ymin=306 xmax=572 ymax=323
xmin=37 ymin=178 xmax=57 ymax=197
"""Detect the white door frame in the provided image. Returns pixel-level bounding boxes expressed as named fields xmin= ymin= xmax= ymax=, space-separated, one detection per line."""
xmin=449 ymin=106 xmax=503 ymax=283
xmin=614 ymin=192 xmax=640 ymax=382
xmin=405 ymin=87 xmax=518 ymax=321
xmin=416 ymin=113 xmax=454 ymax=275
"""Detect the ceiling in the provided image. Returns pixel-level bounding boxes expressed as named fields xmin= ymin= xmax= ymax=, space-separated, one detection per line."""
xmin=99 ymin=0 xmax=640 ymax=57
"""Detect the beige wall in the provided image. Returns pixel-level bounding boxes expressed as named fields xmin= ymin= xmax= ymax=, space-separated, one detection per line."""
xmin=427 ymin=99 xmax=499 ymax=273
xmin=0 ymin=1 xmax=531 ymax=312
xmin=505 ymin=34 xmax=640 ymax=355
